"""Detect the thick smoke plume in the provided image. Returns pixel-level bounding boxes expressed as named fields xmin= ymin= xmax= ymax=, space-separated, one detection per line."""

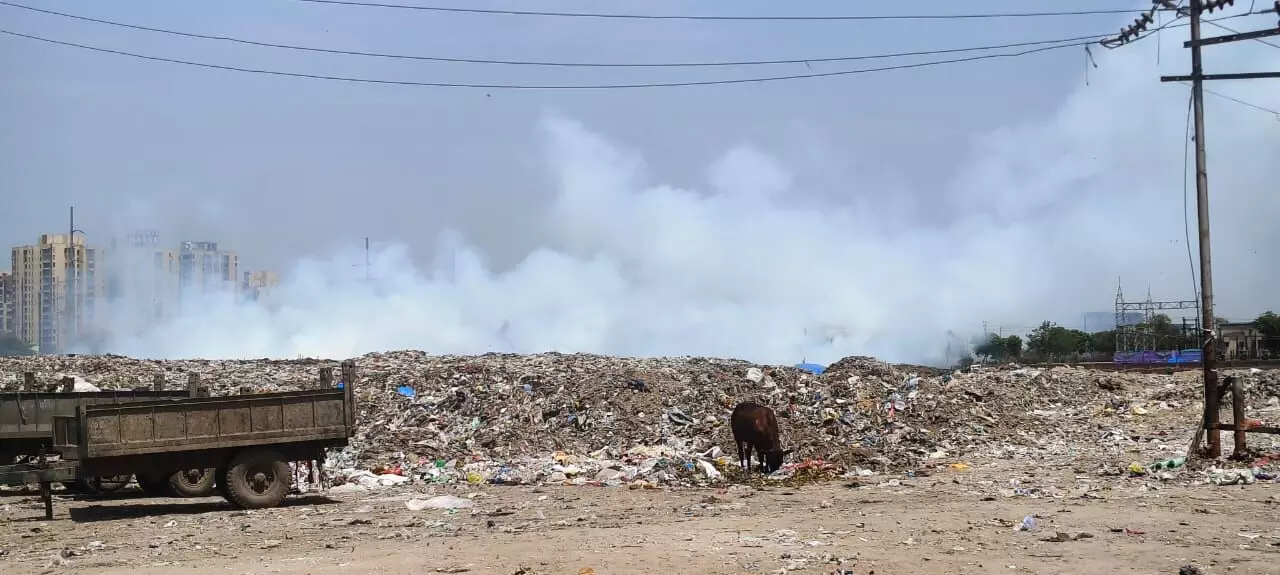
xmin=91 ymin=26 xmax=1280 ymax=365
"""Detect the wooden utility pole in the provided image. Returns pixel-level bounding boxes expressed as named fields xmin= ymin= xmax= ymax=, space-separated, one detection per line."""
xmin=1156 ymin=0 xmax=1280 ymax=457
xmin=1190 ymin=0 xmax=1222 ymax=458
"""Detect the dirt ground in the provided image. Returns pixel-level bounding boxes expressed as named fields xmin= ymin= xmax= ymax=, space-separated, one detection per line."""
xmin=1 ymin=465 xmax=1277 ymax=575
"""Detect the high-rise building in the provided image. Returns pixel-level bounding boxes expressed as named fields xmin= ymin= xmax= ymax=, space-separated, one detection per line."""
xmin=11 ymin=234 xmax=105 ymax=353
xmin=178 ymin=241 xmax=239 ymax=309
xmin=106 ymin=231 xmax=181 ymax=326
xmin=240 ymin=270 xmax=280 ymax=303
xmin=0 ymin=272 xmax=14 ymax=336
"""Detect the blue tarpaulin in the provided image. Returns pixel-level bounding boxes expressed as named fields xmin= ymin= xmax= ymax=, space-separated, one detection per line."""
xmin=795 ymin=362 xmax=826 ymax=375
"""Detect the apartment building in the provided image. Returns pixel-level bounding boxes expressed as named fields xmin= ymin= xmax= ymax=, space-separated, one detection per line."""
xmin=0 ymin=272 xmax=14 ymax=335
xmin=175 ymin=241 xmax=239 ymax=314
xmin=240 ymin=270 xmax=280 ymax=303
xmin=11 ymin=234 xmax=105 ymax=353
xmin=107 ymin=231 xmax=181 ymax=326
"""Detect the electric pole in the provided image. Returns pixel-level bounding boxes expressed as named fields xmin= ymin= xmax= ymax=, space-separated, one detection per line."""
xmin=1189 ymin=0 xmax=1222 ymax=459
xmin=1105 ymin=0 xmax=1280 ymax=458
xmin=1165 ymin=0 xmax=1280 ymax=458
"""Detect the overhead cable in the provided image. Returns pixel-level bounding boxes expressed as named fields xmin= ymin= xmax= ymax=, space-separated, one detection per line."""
xmin=0 ymin=1 xmax=1119 ymax=69
xmin=280 ymin=0 xmax=1161 ymax=22
xmin=0 ymin=28 xmax=1097 ymax=90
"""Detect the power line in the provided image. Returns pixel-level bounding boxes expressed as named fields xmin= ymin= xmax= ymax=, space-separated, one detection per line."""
xmin=0 ymin=27 xmax=1100 ymax=90
xmin=1198 ymin=84 xmax=1280 ymax=115
xmin=0 ymin=1 xmax=1122 ymax=69
xmin=1180 ymin=90 xmax=1199 ymax=310
xmin=282 ymin=0 xmax=1159 ymax=22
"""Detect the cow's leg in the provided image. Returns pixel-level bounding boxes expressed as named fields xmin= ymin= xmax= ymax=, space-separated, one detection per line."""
xmin=736 ymin=441 xmax=747 ymax=473
xmin=743 ymin=443 xmax=754 ymax=474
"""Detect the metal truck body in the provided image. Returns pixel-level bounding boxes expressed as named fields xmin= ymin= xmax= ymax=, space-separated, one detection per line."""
xmin=0 ymin=389 xmax=194 ymax=461
xmin=0 ymin=361 xmax=357 ymax=517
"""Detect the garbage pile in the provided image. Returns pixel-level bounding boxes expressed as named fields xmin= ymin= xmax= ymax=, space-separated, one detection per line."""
xmin=1149 ymin=366 xmax=1280 ymax=407
xmin=3 ymin=352 xmax=1278 ymax=489
xmin=0 ymin=355 xmax=337 ymax=393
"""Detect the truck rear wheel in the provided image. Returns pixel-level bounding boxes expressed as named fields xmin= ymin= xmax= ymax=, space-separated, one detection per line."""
xmin=223 ymin=449 xmax=291 ymax=509
xmin=169 ymin=468 xmax=217 ymax=497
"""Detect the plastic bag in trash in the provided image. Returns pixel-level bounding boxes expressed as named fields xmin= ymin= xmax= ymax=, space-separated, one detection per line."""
xmin=407 ymin=495 xmax=474 ymax=511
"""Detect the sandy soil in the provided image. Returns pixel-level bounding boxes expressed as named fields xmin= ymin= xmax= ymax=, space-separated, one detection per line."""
xmin=2 ymin=465 xmax=1277 ymax=575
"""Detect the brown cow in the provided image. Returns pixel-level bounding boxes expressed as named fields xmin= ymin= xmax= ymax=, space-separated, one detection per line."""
xmin=731 ymin=401 xmax=793 ymax=474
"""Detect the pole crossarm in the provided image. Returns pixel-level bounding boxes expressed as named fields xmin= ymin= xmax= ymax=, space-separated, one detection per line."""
xmin=1185 ymin=26 xmax=1280 ymax=46
xmin=1161 ymin=71 xmax=1280 ymax=82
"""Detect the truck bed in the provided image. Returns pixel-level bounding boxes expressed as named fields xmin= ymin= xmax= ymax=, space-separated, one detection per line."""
xmin=1 ymin=390 xmax=198 ymax=462
xmin=0 ymin=390 xmax=194 ymax=439
xmin=53 ymin=387 xmax=352 ymax=460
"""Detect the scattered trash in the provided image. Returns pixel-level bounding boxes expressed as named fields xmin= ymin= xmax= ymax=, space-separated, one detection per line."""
xmin=1041 ymin=532 xmax=1092 ymax=543
xmin=407 ymin=495 xmax=475 ymax=511
xmin=794 ymin=363 xmax=826 ymax=375
xmin=1208 ymin=468 xmax=1257 ymax=486
xmin=1150 ymin=457 xmax=1186 ymax=471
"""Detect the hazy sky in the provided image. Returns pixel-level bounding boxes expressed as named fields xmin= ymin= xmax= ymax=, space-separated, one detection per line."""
xmin=1 ymin=1 xmax=1277 ymax=363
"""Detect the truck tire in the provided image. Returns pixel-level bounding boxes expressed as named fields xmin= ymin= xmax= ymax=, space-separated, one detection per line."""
xmin=135 ymin=473 xmax=173 ymax=497
xmin=223 ymin=449 xmax=291 ymax=509
xmin=169 ymin=468 xmax=217 ymax=497
xmin=215 ymin=466 xmax=231 ymax=501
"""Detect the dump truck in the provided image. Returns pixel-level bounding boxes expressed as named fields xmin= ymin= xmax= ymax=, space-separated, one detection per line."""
xmin=0 ymin=361 xmax=356 ymax=518
xmin=1 ymin=382 xmax=201 ymax=494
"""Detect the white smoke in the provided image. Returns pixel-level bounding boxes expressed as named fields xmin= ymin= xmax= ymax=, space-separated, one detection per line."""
xmin=90 ymin=23 xmax=1280 ymax=365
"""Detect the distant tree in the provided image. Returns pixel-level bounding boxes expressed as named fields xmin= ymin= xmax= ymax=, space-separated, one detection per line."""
xmin=1003 ymin=334 xmax=1024 ymax=358
xmin=0 ymin=333 xmax=35 ymax=357
xmin=1135 ymin=313 xmax=1193 ymax=349
xmin=1091 ymin=330 xmax=1117 ymax=355
xmin=974 ymin=334 xmax=1002 ymax=359
xmin=973 ymin=333 xmax=1023 ymax=362
xmin=1142 ymin=314 xmax=1179 ymax=337
xmin=1256 ymin=311 xmax=1280 ymax=355
xmin=1027 ymin=321 xmax=1089 ymax=360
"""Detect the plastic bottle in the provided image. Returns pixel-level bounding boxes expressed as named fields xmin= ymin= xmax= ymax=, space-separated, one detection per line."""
xmin=1151 ymin=457 xmax=1186 ymax=470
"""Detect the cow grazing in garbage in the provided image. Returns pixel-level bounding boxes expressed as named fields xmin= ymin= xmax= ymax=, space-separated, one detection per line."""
xmin=731 ymin=402 xmax=793 ymax=474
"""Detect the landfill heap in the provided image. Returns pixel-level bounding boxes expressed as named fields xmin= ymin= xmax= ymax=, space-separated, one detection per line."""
xmin=2 ymin=352 xmax=1277 ymax=489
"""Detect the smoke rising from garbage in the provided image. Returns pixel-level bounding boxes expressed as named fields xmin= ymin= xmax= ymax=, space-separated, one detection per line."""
xmin=91 ymin=29 xmax=1280 ymax=365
